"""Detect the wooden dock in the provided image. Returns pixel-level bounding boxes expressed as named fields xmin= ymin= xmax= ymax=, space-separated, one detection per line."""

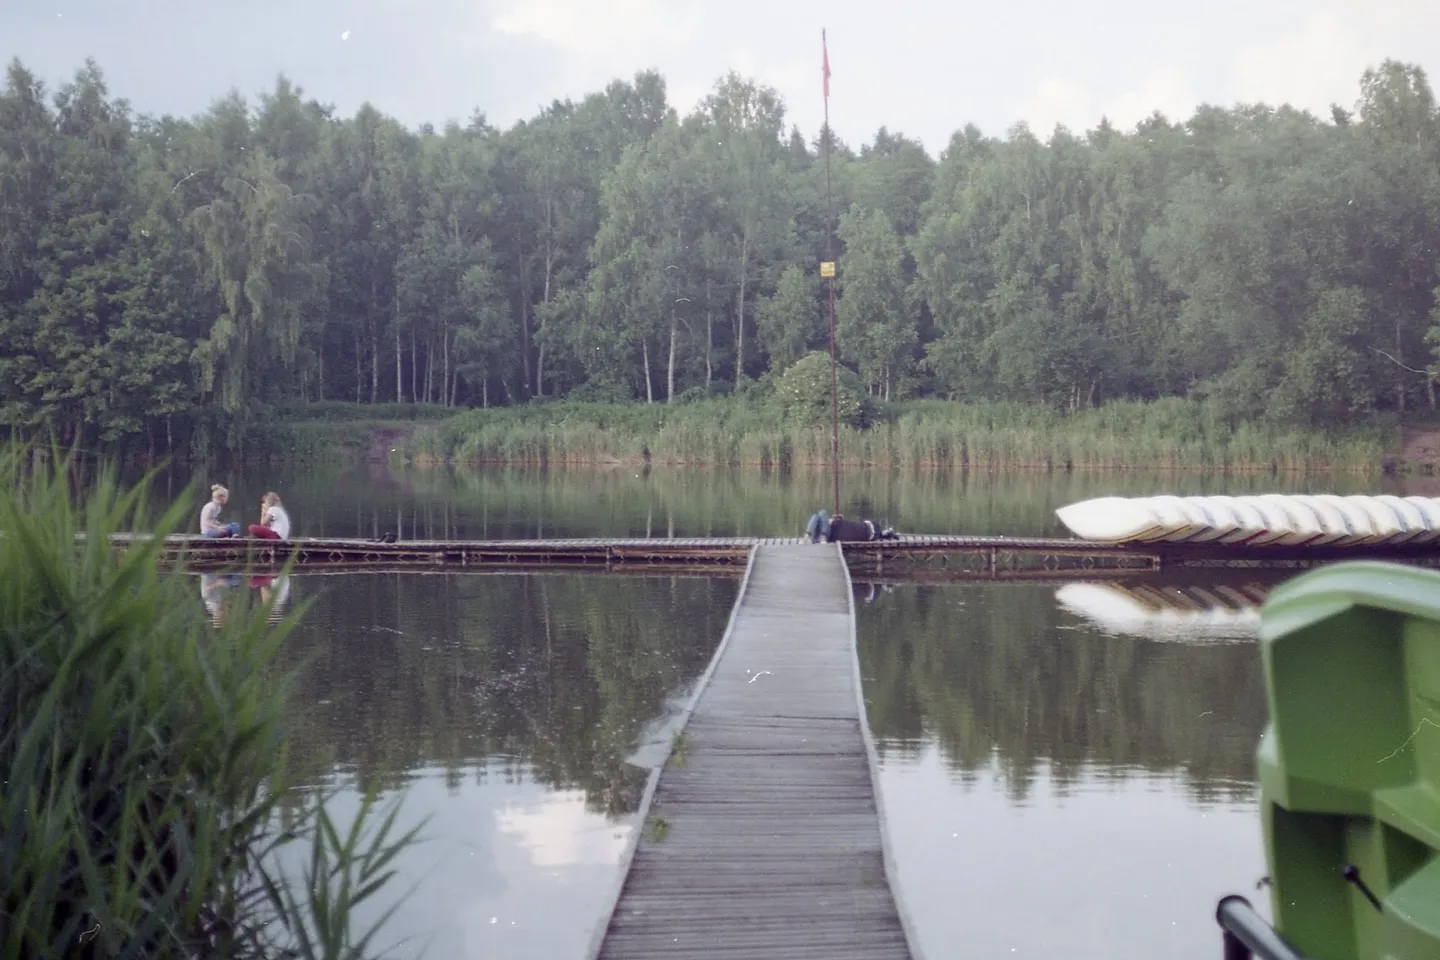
xmin=108 ymin=531 xmax=1440 ymax=578
xmin=588 ymin=543 xmax=919 ymax=960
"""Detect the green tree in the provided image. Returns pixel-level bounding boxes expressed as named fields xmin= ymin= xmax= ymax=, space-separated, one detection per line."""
xmin=837 ymin=208 xmax=914 ymax=398
xmin=756 ymin=263 xmax=821 ymax=373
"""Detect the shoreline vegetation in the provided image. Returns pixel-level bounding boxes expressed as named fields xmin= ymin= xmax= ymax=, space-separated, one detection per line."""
xmin=0 ymin=446 xmax=417 ymax=958
xmin=254 ymin=397 xmax=1396 ymax=474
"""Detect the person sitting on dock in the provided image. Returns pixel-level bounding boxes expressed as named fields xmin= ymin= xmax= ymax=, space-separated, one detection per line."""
xmin=806 ymin=509 xmax=899 ymax=542
xmin=200 ymin=484 xmax=242 ymax=538
xmin=249 ymin=491 xmax=292 ymax=540
xmin=806 ymin=509 xmax=831 ymax=543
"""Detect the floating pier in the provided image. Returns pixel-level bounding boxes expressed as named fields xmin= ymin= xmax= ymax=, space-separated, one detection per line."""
xmin=114 ymin=532 xmax=1440 ymax=579
xmin=588 ymin=543 xmax=918 ymax=960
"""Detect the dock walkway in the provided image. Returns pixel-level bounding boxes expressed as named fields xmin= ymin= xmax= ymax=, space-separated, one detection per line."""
xmin=108 ymin=531 xmax=1440 ymax=578
xmin=590 ymin=543 xmax=918 ymax=960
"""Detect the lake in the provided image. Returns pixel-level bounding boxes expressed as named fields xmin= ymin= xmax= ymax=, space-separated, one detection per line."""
xmin=186 ymin=463 xmax=1377 ymax=959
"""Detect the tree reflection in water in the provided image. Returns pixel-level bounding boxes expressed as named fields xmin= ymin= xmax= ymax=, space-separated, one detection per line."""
xmin=267 ymin=571 xmax=734 ymax=816
xmin=857 ymin=580 xmax=1268 ymax=804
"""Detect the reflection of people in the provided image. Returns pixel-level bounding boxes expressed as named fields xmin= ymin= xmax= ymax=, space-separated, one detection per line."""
xmin=248 ymin=575 xmax=292 ymax=622
xmin=248 ymin=492 xmax=292 ymax=540
xmin=200 ymin=485 xmax=241 ymax=538
xmin=200 ymin=573 xmax=229 ymax=625
xmin=853 ymin=582 xmax=896 ymax=605
xmin=201 ymin=573 xmax=254 ymax=626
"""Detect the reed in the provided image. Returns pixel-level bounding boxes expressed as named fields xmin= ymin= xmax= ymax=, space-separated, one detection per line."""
xmin=407 ymin=397 xmax=1391 ymax=474
xmin=0 ymin=445 xmax=420 ymax=959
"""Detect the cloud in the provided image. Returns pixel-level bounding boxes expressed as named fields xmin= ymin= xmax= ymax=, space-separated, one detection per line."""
xmin=1100 ymin=68 xmax=1199 ymax=129
xmin=495 ymin=790 xmax=629 ymax=868
xmin=1231 ymin=8 xmax=1377 ymax=114
xmin=492 ymin=0 xmax=701 ymax=57
xmin=726 ymin=49 xmax=814 ymax=122
xmin=1013 ymin=76 xmax=1094 ymax=137
xmin=668 ymin=80 xmax=708 ymax=117
xmin=1015 ymin=67 xmax=1201 ymax=139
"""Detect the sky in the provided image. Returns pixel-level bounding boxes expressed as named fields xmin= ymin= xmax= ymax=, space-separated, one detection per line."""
xmin=5 ymin=0 xmax=1440 ymax=156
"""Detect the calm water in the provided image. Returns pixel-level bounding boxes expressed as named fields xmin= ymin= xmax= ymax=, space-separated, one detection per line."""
xmin=138 ymin=459 xmax=1393 ymax=541
xmin=857 ymin=579 xmax=1273 ymax=957
xmin=208 ymin=569 xmax=737 ymax=959
xmin=192 ymin=465 xmax=1316 ymax=958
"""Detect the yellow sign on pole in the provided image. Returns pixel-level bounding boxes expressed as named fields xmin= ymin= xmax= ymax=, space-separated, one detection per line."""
xmin=819 ymin=261 xmax=836 ymax=278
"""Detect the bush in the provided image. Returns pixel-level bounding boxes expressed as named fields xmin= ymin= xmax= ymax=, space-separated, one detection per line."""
xmin=0 ymin=446 xmax=419 ymax=959
xmin=774 ymin=351 xmax=876 ymax=429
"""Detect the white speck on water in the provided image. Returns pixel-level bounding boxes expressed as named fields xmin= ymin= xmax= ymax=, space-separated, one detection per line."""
xmin=489 ymin=917 xmax=497 ymax=924
xmin=341 ymin=30 xmax=351 ymax=40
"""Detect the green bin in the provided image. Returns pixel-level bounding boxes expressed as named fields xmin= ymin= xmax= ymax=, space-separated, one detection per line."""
xmin=1258 ymin=561 xmax=1440 ymax=959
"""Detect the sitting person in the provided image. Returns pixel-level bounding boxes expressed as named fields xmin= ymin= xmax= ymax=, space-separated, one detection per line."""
xmin=806 ymin=509 xmax=831 ymax=543
xmin=248 ymin=491 xmax=292 ymax=540
xmin=804 ymin=509 xmax=899 ymax=542
xmin=200 ymin=484 xmax=242 ymax=538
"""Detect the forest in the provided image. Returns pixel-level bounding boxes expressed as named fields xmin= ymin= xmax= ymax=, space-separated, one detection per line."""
xmin=4 ymin=55 xmax=1440 ymax=452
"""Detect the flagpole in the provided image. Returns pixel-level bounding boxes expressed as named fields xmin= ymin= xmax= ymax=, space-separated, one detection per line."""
xmin=822 ymin=28 xmax=840 ymax=519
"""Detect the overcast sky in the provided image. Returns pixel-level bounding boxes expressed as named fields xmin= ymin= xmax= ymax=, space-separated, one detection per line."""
xmin=5 ymin=0 xmax=1440 ymax=155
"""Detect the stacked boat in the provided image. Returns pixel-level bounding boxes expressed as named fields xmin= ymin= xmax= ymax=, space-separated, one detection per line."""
xmin=1055 ymin=494 xmax=1440 ymax=546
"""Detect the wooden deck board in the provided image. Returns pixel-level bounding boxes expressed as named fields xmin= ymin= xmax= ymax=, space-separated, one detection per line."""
xmin=592 ymin=544 xmax=916 ymax=960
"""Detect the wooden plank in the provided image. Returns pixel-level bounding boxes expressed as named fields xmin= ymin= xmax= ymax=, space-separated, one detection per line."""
xmin=590 ymin=544 xmax=918 ymax=960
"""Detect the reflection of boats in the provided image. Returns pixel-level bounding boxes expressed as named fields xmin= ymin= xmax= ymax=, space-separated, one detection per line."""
xmin=1056 ymin=494 xmax=1440 ymax=547
xmin=1055 ymin=581 xmax=1267 ymax=643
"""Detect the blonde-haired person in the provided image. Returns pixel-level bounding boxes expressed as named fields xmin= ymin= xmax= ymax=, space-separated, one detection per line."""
xmin=248 ymin=491 xmax=292 ymax=540
xmin=200 ymin=484 xmax=242 ymax=538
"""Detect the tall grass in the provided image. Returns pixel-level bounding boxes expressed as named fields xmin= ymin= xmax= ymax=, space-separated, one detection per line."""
xmin=407 ymin=396 xmax=1391 ymax=474
xmin=0 ymin=446 xmax=421 ymax=959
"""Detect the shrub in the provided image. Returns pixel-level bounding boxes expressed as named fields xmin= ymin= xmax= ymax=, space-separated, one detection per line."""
xmin=774 ymin=351 xmax=876 ymax=429
xmin=0 ymin=446 xmax=419 ymax=959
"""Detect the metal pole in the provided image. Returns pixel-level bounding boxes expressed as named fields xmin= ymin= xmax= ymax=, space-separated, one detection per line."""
xmin=1215 ymin=896 xmax=1308 ymax=960
xmin=822 ymin=28 xmax=840 ymax=517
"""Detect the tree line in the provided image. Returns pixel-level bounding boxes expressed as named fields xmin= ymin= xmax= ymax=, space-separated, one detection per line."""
xmin=4 ymin=55 xmax=1440 ymax=451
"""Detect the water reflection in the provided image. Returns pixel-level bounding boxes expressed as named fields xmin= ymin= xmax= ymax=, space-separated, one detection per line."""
xmin=293 ymin=767 xmax=633 ymax=960
xmin=129 ymin=462 xmax=1402 ymax=542
xmin=196 ymin=572 xmax=292 ymax=626
xmin=268 ymin=571 xmax=734 ymax=959
xmin=857 ymin=581 xmax=1271 ymax=958
xmin=1054 ymin=576 xmax=1275 ymax=644
xmin=853 ymin=579 xmax=897 ymax=606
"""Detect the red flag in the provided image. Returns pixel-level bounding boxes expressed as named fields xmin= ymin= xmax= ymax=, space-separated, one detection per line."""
xmin=822 ymin=30 xmax=831 ymax=100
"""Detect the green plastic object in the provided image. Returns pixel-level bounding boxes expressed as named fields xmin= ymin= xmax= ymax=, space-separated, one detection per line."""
xmin=1258 ymin=561 xmax=1440 ymax=959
